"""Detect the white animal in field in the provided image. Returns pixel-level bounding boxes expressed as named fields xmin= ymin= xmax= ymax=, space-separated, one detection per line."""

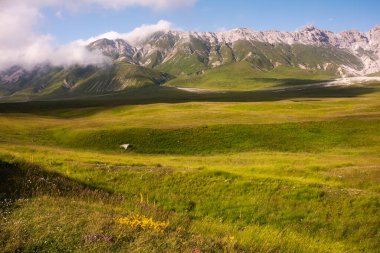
xmin=120 ymin=144 xmax=130 ymax=150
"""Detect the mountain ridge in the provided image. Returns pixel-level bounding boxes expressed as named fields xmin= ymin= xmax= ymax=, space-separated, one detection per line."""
xmin=88 ymin=25 xmax=380 ymax=76
xmin=1 ymin=25 xmax=380 ymax=100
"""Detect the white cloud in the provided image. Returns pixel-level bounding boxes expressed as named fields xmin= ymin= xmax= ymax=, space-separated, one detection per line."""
xmin=0 ymin=0 xmax=197 ymax=10
xmin=82 ymin=0 xmax=197 ymax=10
xmin=0 ymin=0 xmax=195 ymax=71
xmin=0 ymin=1 xmax=109 ymax=70
xmin=76 ymin=20 xmax=175 ymax=46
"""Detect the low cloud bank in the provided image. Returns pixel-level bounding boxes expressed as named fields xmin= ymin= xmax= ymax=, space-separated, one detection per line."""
xmin=76 ymin=20 xmax=175 ymax=46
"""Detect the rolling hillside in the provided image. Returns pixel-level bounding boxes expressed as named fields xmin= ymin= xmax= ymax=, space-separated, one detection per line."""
xmin=1 ymin=80 xmax=380 ymax=252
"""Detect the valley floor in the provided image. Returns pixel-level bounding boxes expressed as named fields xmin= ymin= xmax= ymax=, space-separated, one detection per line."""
xmin=170 ymin=76 xmax=380 ymax=94
xmin=0 ymin=81 xmax=380 ymax=252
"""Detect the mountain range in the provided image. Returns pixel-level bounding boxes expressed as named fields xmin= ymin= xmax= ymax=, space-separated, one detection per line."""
xmin=1 ymin=25 xmax=380 ymax=100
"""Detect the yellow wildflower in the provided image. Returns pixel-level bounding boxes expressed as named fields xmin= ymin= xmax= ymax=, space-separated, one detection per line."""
xmin=117 ymin=214 xmax=169 ymax=233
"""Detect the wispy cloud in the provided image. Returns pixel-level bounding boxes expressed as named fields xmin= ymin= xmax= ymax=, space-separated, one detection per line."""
xmin=76 ymin=20 xmax=176 ymax=46
xmin=82 ymin=0 xmax=197 ymax=10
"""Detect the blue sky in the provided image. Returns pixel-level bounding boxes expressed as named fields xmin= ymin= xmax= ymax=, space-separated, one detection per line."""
xmin=37 ymin=0 xmax=380 ymax=44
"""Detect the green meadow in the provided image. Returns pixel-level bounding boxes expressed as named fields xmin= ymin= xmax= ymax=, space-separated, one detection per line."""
xmin=165 ymin=63 xmax=336 ymax=90
xmin=1 ymin=83 xmax=380 ymax=252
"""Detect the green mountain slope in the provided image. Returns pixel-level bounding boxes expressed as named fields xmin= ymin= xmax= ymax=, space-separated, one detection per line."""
xmin=166 ymin=61 xmax=336 ymax=90
xmin=155 ymin=37 xmax=210 ymax=75
xmin=151 ymin=39 xmax=363 ymax=77
xmin=1 ymin=63 xmax=172 ymax=101
xmin=69 ymin=62 xmax=172 ymax=94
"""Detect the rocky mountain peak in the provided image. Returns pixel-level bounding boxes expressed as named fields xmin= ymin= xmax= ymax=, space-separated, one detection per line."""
xmin=300 ymin=25 xmax=318 ymax=32
xmin=369 ymin=25 xmax=380 ymax=42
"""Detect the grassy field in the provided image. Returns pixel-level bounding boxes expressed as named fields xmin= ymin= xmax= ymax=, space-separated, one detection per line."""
xmin=1 ymin=82 xmax=380 ymax=252
xmin=166 ymin=63 xmax=336 ymax=90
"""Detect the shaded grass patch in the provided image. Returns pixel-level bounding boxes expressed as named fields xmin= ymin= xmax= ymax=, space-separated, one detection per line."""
xmin=57 ymin=119 xmax=380 ymax=154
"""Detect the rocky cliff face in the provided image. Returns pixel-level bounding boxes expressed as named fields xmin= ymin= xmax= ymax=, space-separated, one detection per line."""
xmin=88 ymin=25 xmax=380 ymax=76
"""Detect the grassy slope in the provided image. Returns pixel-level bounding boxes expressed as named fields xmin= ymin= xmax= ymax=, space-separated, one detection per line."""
xmin=155 ymin=37 xmax=210 ymax=76
xmin=153 ymin=39 xmax=362 ymax=78
xmin=166 ymin=62 xmax=336 ymax=90
xmin=290 ymin=44 xmax=364 ymax=71
xmin=49 ymin=119 xmax=380 ymax=155
xmin=71 ymin=62 xmax=172 ymax=94
xmin=3 ymin=63 xmax=172 ymax=101
xmin=1 ymin=83 xmax=380 ymax=252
